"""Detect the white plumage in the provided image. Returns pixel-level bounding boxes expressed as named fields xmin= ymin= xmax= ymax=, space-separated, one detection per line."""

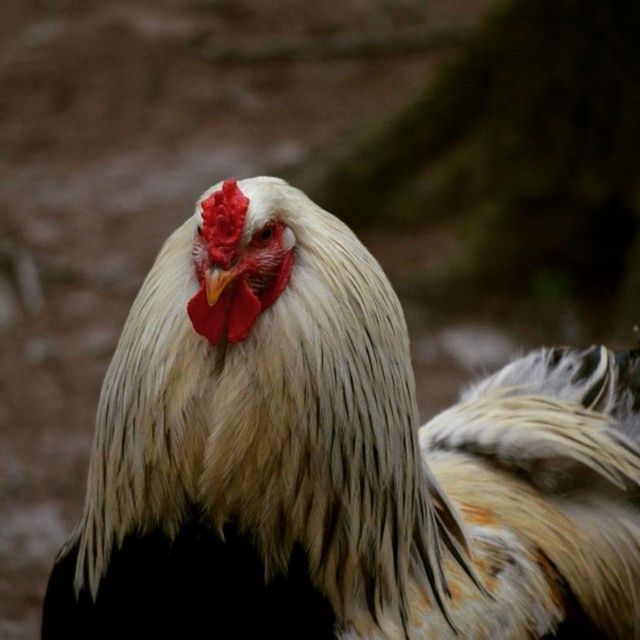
xmin=51 ymin=177 xmax=640 ymax=639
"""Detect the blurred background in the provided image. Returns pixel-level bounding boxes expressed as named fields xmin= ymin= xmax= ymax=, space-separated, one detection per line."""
xmin=1 ymin=0 xmax=639 ymax=637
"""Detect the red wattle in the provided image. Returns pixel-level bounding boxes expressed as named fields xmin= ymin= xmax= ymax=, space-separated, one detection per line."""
xmin=187 ymin=284 xmax=232 ymax=345
xmin=227 ymin=277 xmax=262 ymax=343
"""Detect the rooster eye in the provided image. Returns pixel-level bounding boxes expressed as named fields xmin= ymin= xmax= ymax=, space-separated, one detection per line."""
xmin=250 ymin=223 xmax=278 ymax=248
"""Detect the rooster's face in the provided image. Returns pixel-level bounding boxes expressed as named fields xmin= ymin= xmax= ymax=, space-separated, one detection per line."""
xmin=187 ymin=179 xmax=297 ymax=344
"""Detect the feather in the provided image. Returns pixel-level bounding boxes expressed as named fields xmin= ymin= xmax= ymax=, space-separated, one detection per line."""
xmin=44 ymin=178 xmax=640 ymax=639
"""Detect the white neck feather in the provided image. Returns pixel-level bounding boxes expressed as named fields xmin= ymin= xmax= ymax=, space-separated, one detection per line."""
xmin=73 ymin=181 xmax=469 ymax=632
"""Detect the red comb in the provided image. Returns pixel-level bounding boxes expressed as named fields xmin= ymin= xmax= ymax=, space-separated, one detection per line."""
xmin=201 ymin=178 xmax=249 ymax=269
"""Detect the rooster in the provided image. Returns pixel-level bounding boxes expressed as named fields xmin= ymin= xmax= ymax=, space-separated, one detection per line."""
xmin=43 ymin=177 xmax=640 ymax=639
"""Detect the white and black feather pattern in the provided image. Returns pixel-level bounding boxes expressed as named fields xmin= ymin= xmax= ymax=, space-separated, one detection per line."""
xmin=43 ymin=176 xmax=640 ymax=639
xmin=417 ymin=345 xmax=640 ymax=638
xmin=423 ymin=346 xmax=640 ymax=494
xmin=61 ymin=178 xmax=474 ymax=638
xmin=462 ymin=345 xmax=639 ymax=419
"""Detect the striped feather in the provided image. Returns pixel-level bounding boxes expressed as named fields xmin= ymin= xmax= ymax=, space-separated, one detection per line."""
xmin=49 ymin=177 xmax=640 ymax=639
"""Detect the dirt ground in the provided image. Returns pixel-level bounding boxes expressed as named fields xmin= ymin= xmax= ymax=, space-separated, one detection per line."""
xmin=0 ymin=1 xmax=537 ymax=637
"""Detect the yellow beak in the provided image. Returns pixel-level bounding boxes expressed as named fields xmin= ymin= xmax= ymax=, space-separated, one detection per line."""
xmin=204 ymin=267 xmax=237 ymax=306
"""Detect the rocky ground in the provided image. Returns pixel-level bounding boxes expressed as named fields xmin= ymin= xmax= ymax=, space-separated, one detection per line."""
xmin=0 ymin=1 xmax=550 ymax=637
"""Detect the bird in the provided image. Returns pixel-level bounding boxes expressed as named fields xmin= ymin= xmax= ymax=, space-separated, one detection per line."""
xmin=42 ymin=176 xmax=640 ymax=639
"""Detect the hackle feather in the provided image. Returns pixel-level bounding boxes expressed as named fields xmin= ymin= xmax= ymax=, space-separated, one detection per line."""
xmin=71 ymin=178 xmax=471 ymax=634
xmin=67 ymin=178 xmax=640 ymax=638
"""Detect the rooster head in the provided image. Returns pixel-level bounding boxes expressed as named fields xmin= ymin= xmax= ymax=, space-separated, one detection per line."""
xmin=187 ymin=178 xmax=296 ymax=344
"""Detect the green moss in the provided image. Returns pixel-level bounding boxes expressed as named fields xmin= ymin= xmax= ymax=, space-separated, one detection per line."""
xmin=306 ymin=0 xmax=640 ymax=320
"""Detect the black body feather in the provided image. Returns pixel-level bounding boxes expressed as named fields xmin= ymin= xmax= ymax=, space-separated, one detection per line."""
xmin=42 ymin=510 xmax=336 ymax=640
